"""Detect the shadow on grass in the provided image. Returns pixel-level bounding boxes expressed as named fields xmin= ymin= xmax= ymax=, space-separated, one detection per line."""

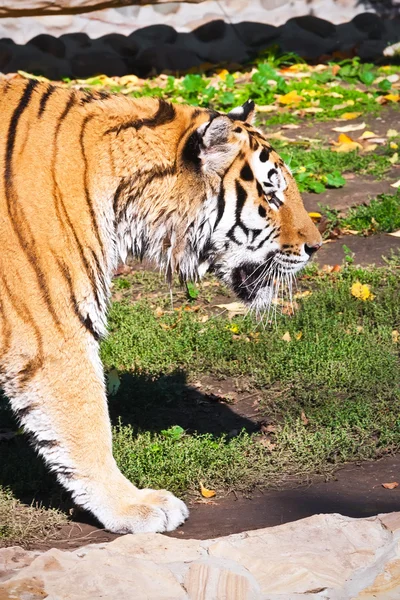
xmin=0 ymin=370 xmax=257 ymax=512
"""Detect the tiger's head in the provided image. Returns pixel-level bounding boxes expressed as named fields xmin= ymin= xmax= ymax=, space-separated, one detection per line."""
xmin=180 ymin=100 xmax=322 ymax=311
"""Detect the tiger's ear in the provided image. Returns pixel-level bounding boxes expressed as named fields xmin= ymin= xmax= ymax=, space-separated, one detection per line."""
xmin=228 ymin=99 xmax=255 ymax=124
xmin=194 ymin=116 xmax=239 ymax=175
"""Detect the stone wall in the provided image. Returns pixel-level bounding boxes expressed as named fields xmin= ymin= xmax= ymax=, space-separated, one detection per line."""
xmin=1 ymin=0 xmax=398 ymax=44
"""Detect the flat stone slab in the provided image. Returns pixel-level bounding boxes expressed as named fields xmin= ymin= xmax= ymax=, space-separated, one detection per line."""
xmin=302 ymin=176 xmax=399 ymax=214
xmin=2 ymin=512 xmax=400 ymax=599
xmin=316 ymin=233 xmax=400 ymax=267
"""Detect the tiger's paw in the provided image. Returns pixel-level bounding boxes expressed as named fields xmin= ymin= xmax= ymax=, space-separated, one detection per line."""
xmin=102 ymin=489 xmax=189 ymax=534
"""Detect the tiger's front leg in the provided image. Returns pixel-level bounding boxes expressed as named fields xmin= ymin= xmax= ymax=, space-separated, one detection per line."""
xmin=6 ymin=334 xmax=188 ymax=534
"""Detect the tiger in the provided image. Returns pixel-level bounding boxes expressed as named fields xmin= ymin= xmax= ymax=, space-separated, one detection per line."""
xmin=0 ymin=79 xmax=321 ymax=534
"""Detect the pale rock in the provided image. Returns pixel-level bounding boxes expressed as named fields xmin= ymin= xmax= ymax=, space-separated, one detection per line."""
xmin=2 ymin=513 xmax=400 ymax=599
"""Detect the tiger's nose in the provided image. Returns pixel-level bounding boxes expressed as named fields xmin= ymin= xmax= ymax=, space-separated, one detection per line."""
xmin=304 ymin=242 xmax=322 ymax=257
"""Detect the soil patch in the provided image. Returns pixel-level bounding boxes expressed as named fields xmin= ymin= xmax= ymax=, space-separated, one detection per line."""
xmin=317 ymin=233 xmax=400 ymax=266
xmin=25 ymin=453 xmax=400 ymax=550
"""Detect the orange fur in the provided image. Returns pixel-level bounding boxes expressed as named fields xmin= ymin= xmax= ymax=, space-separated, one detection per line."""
xmin=0 ymin=80 xmax=320 ymax=533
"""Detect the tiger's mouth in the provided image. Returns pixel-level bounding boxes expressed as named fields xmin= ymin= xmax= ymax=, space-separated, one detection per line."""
xmin=231 ymin=259 xmax=276 ymax=303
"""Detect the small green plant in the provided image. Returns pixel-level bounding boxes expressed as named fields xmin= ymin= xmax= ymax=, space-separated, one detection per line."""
xmin=342 ymin=192 xmax=400 ymax=234
xmin=114 ymin=277 xmax=131 ymax=290
xmin=342 ymin=244 xmax=355 ymax=265
xmin=186 ymin=282 xmax=200 ymax=301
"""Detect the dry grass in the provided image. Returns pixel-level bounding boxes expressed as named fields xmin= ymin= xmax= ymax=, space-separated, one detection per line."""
xmin=0 ymin=487 xmax=67 ymax=548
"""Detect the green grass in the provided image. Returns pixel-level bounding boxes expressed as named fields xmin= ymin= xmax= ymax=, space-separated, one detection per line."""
xmin=1 ymin=261 xmax=400 ymax=544
xmin=322 ymin=190 xmax=400 ymax=234
xmin=342 ymin=191 xmax=400 ymax=233
xmin=273 ymin=141 xmax=398 ymax=193
xmin=52 ymin=55 xmax=400 ymax=126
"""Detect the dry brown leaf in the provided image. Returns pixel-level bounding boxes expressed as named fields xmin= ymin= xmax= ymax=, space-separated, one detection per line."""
xmin=154 ymin=306 xmax=164 ymax=318
xmin=390 ymin=180 xmax=400 ymax=189
xmin=388 ymin=229 xmax=400 ymax=237
xmin=363 ymin=143 xmax=378 ymax=153
xmin=387 ymin=129 xmax=399 ymax=138
xmin=259 ymin=438 xmax=276 ymax=450
xmin=256 ymin=104 xmax=277 ymax=112
xmin=382 ymin=482 xmax=399 ymax=490
xmin=200 ymin=482 xmax=216 ymax=498
xmin=215 ymin=301 xmax=246 ymax=317
xmin=392 ymin=330 xmax=399 ymax=343
xmin=332 ymin=122 xmax=365 ymax=133
xmin=282 ymin=331 xmax=292 ymax=342
xmin=281 ymin=123 xmax=301 ymax=129
xmin=301 ymin=411 xmax=309 ymax=425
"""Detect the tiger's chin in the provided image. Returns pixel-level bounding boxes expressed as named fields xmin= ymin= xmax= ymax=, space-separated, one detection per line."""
xmin=226 ymin=257 xmax=308 ymax=311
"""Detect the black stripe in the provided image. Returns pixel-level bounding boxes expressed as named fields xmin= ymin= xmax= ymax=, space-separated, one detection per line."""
xmin=256 ymin=228 xmax=278 ymax=250
xmin=235 ymin=180 xmax=247 ymax=223
xmin=56 ymin=258 xmax=101 ymax=341
xmin=4 ymin=80 xmax=63 ymax=331
xmin=240 ymin=163 xmax=254 ymax=182
xmin=38 ymin=85 xmax=56 ymax=117
xmin=104 ymin=98 xmax=176 ymax=135
xmin=214 ymin=185 xmax=225 ymax=230
xmin=80 ymin=115 xmax=106 ymax=258
xmin=5 ymin=80 xmax=39 ymax=184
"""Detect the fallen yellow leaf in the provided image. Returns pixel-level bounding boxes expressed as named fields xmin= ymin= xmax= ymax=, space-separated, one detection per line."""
xmin=392 ymin=330 xmax=399 ymax=343
xmin=390 ymin=180 xmax=400 ymax=189
xmin=384 ymin=94 xmax=400 ymax=102
xmin=387 ymin=129 xmax=399 ymax=137
xmin=200 ymin=482 xmax=216 ymax=498
xmin=282 ymin=331 xmax=292 ymax=342
xmin=331 ymin=132 xmax=362 ymax=153
xmin=389 ymin=152 xmax=399 ymax=165
xmin=340 ymin=111 xmax=361 ymax=120
xmin=308 ymin=212 xmax=322 ymax=219
xmin=277 ymin=90 xmax=304 ymax=105
xmin=359 ymin=130 xmax=378 ymax=139
xmin=351 ymin=281 xmax=375 ymax=301
xmin=295 ymin=331 xmax=303 ymax=341
xmin=216 ymin=68 xmax=229 ymax=80
xmin=294 ymin=290 xmax=312 ymax=299
xmin=118 ymin=74 xmax=139 ymax=86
